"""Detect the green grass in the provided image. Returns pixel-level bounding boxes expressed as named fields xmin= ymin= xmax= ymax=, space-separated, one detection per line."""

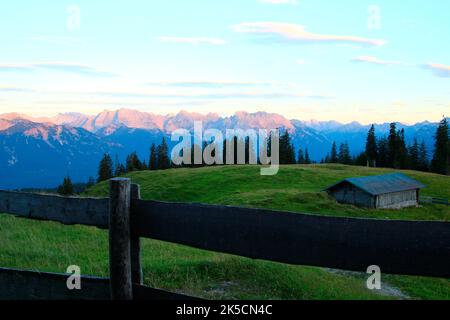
xmin=88 ymin=164 xmax=450 ymax=221
xmin=1 ymin=164 xmax=449 ymax=300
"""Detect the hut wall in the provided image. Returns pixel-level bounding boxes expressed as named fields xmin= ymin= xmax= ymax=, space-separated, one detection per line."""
xmin=376 ymin=190 xmax=418 ymax=209
xmin=329 ymin=183 xmax=375 ymax=208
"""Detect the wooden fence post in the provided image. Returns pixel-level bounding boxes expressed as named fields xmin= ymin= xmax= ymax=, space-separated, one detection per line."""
xmin=131 ymin=183 xmax=143 ymax=285
xmin=109 ymin=178 xmax=133 ymax=300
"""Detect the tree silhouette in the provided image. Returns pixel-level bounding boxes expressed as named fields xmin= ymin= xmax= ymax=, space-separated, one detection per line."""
xmin=376 ymin=137 xmax=388 ymax=168
xmin=57 ymin=176 xmax=74 ymax=196
xmin=397 ymin=129 xmax=408 ymax=169
xmin=157 ymin=137 xmax=171 ymax=170
xmin=338 ymin=142 xmax=351 ymax=165
xmin=126 ymin=151 xmax=143 ymax=172
xmin=330 ymin=142 xmax=338 ymax=163
xmin=297 ymin=148 xmax=305 ymax=164
xmin=149 ymin=143 xmax=157 ymax=170
xmin=431 ymin=117 xmax=449 ymax=175
xmin=98 ymin=154 xmax=114 ymax=182
xmin=408 ymin=138 xmax=419 ymax=170
xmin=279 ymin=130 xmax=296 ymax=164
xmin=418 ymin=140 xmax=429 ymax=172
xmin=304 ymin=148 xmax=311 ymax=164
xmin=365 ymin=124 xmax=377 ymax=167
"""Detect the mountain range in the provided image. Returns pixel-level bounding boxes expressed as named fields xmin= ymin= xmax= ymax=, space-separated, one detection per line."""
xmin=0 ymin=108 xmax=441 ymax=189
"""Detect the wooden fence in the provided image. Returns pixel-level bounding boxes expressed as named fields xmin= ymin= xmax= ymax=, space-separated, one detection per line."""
xmin=0 ymin=178 xmax=449 ymax=300
xmin=420 ymin=196 xmax=450 ymax=206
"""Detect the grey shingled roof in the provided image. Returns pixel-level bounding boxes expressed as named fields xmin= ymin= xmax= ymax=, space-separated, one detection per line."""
xmin=325 ymin=173 xmax=425 ymax=196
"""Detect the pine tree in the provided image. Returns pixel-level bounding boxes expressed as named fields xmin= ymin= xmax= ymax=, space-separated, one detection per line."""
xmin=141 ymin=160 xmax=148 ymax=170
xmin=149 ymin=143 xmax=157 ymax=170
xmin=279 ymin=131 xmax=296 ymax=164
xmin=304 ymin=148 xmax=311 ymax=164
xmin=408 ymin=138 xmax=419 ymax=170
xmin=279 ymin=132 xmax=287 ymax=164
xmin=418 ymin=140 xmax=429 ymax=172
xmin=266 ymin=132 xmax=273 ymax=162
xmin=385 ymin=123 xmax=409 ymax=169
xmin=288 ymin=143 xmax=296 ymax=164
xmin=376 ymin=137 xmax=388 ymax=168
xmin=98 ymin=154 xmax=113 ymax=182
xmin=365 ymin=124 xmax=377 ymax=167
xmin=397 ymin=129 xmax=408 ymax=169
xmin=387 ymin=123 xmax=398 ymax=168
xmin=330 ymin=142 xmax=338 ymax=163
xmin=126 ymin=151 xmax=143 ymax=172
xmin=297 ymin=148 xmax=305 ymax=164
xmin=57 ymin=176 xmax=74 ymax=196
xmin=431 ymin=118 xmax=449 ymax=175
xmin=157 ymin=137 xmax=171 ymax=170
xmin=354 ymin=152 xmax=368 ymax=167
xmin=222 ymin=139 xmax=227 ymax=165
xmin=338 ymin=142 xmax=351 ymax=164
xmin=245 ymin=137 xmax=250 ymax=164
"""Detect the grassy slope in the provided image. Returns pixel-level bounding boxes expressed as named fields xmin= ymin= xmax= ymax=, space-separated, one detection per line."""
xmin=88 ymin=164 xmax=450 ymax=221
xmin=1 ymin=165 xmax=449 ymax=299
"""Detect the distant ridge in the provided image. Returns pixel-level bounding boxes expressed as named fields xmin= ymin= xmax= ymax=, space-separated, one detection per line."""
xmin=0 ymin=108 xmax=441 ymax=133
xmin=0 ymin=108 xmax=442 ymax=189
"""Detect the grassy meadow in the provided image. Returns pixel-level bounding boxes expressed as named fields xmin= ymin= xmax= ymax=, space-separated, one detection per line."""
xmin=1 ymin=164 xmax=449 ymax=299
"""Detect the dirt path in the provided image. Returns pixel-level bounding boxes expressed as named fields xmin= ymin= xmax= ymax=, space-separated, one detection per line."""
xmin=325 ymin=268 xmax=411 ymax=299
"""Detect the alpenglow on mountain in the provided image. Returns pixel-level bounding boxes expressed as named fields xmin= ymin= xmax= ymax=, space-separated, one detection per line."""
xmin=0 ymin=109 xmax=440 ymax=189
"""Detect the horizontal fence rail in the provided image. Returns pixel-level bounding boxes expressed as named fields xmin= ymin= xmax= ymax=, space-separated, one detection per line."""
xmin=0 ymin=190 xmax=108 ymax=228
xmin=420 ymin=196 xmax=449 ymax=206
xmin=132 ymin=200 xmax=450 ymax=278
xmin=0 ymin=268 xmax=200 ymax=300
xmin=1 ymin=182 xmax=450 ymax=300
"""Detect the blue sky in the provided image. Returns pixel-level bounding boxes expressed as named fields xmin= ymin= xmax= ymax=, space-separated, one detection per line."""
xmin=0 ymin=0 xmax=449 ymax=124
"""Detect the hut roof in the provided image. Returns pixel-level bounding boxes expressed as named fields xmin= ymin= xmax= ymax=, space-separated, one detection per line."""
xmin=325 ymin=173 xmax=425 ymax=196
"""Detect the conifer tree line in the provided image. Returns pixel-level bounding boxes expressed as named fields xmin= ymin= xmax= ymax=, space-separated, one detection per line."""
xmin=56 ymin=175 xmax=95 ymax=196
xmin=95 ymin=117 xmax=449 ymax=183
xmin=96 ymin=131 xmax=305 ymax=182
xmin=321 ymin=141 xmax=352 ymax=165
xmin=361 ymin=118 xmax=449 ymax=174
xmin=57 ymin=176 xmax=74 ymax=196
xmin=321 ymin=118 xmax=449 ymax=175
xmin=97 ymin=137 xmax=171 ymax=182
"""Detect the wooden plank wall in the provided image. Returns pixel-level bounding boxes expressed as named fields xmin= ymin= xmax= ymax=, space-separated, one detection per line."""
xmin=0 ymin=268 xmax=200 ymax=300
xmin=132 ymin=199 xmax=450 ymax=278
xmin=1 ymin=190 xmax=449 ymax=280
xmin=0 ymin=190 xmax=108 ymax=228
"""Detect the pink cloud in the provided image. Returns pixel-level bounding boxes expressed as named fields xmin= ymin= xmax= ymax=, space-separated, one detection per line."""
xmin=422 ymin=63 xmax=450 ymax=78
xmin=158 ymin=36 xmax=227 ymax=45
xmin=233 ymin=22 xmax=386 ymax=47
xmin=352 ymin=56 xmax=403 ymax=66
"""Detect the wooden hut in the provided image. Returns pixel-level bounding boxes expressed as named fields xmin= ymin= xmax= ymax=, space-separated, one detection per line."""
xmin=325 ymin=173 xmax=425 ymax=209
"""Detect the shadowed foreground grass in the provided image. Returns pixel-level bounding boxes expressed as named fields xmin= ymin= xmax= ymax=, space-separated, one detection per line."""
xmin=1 ymin=165 xmax=449 ymax=299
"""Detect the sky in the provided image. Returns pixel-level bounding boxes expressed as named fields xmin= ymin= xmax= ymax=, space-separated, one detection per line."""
xmin=0 ymin=0 xmax=449 ymax=124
